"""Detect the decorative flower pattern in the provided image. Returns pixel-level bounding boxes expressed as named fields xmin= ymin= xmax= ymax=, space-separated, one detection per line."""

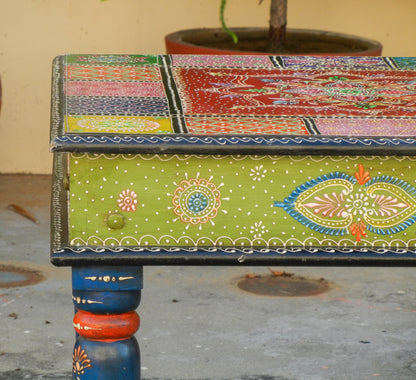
xmin=75 ymin=116 xmax=162 ymax=133
xmin=275 ymin=164 xmax=416 ymax=242
xmin=188 ymin=192 xmax=209 ymax=213
xmin=250 ymin=221 xmax=268 ymax=239
xmin=344 ymin=189 xmax=370 ymax=217
xmin=249 ymin=165 xmax=267 ymax=181
xmin=172 ymin=178 xmax=221 ymax=225
xmin=117 ymin=189 xmax=138 ymax=212
xmin=72 ymin=346 xmax=92 ymax=376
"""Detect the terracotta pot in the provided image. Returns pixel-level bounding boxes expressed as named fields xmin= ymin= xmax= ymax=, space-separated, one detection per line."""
xmin=165 ymin=27 xmax=382 ymax=56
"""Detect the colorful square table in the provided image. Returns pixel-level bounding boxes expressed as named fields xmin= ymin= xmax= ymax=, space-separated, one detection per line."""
xmin=50 ymin=54 xmax=416 ymax=379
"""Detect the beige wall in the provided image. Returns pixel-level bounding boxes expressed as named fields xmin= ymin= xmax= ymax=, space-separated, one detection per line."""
xmin=0 ymin=0 xmax=415 ymax=174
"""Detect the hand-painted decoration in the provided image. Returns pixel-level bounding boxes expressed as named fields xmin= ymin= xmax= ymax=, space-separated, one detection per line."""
xmin=50 ymin=53 xmax=416 ymax=380
xmin=173 ymin=68 xmax=416 ymax=118
xmin=274 ymin=163 xmax=416 ymax=243
xmin=118 ymin=189 xmax=138 ymax=212
xmin=72 ymin=346 xmax=92 ymax=379
xmin=71 ymin=266 xmax=142 ymax=379
xmin=52 ymin=54 xmax=416 ymax=143
xmin=66 ymin=116 xmax=171 ymax=134
xmin=66 ymin=154 xmax=416 ymax=253
xmin=172 ymin=177 xmax=222 ymax=227
xmin=50 ymin=54 xmax=416 ymax=261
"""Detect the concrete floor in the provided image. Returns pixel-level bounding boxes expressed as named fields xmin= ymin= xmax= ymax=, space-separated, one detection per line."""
xmin=1 ymin=174 xmax=416 ymax=379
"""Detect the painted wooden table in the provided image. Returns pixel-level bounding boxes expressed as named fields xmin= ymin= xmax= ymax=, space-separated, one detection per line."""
xmin=50 ymin=54 xmax=416 ymax=379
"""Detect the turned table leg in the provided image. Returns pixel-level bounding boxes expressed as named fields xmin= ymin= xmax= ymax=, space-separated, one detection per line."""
xmin=71 ymin=266 xmax=143 ymax=380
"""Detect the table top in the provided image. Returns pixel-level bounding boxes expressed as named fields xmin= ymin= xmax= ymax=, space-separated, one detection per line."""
xmin=51 ymin=54 xmax=416 ymax=155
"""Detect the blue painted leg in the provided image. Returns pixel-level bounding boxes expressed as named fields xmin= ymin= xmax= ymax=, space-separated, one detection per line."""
xmin=71 ymin=266 xmax=143 ymax=380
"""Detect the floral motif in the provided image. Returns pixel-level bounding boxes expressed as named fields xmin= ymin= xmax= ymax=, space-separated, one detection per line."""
xmin=249 ymin=165 xmax=267 ymax=181
xmin=188 ymin=192 xmax=209 ymax=213
xmin=72 ymin=346 xmax=92 ymax=377
xmin=325 ymin=78 xmax=377 ymax=108
xmin=350 ymin=220 xmax=367 ymax=242
xmin=250 ymin=221 xmax=268 ymax=238
xmin=75 ymin=116 xmax=162 ymax=133
xmin=172 ymin=177 xmax=221 ymax=226
xmin=74 ymin=54 xmax=150 ymax=64
xmin=371 ymin=194 xmax=407 ymax=217
xmin=275 ymin=164 xmax=416 ymax=243
xmin=344 ymin=189 xmax=370 ymax=217
xmin=117 ymin=189 xmax=138 ymax=212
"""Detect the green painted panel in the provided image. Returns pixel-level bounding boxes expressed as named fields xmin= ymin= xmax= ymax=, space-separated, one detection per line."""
xmin=69 ymin=154 xmax=416 ymax=250
xmin=65 ymin=54 xmax=160 ymax=65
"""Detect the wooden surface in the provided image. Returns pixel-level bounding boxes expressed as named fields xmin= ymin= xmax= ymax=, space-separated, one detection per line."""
xmin=50 ymin=54 xmax=416 ymax=265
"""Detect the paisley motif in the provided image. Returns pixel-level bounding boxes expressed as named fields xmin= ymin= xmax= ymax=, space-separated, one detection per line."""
xmin=365 ymin=177 xmax=416 ymax=234
xmin=274 ymin=164 xmax=416 ymax=242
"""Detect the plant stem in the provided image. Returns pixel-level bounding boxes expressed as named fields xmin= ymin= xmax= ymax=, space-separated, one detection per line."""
xmin=220 ymin=0 xmax=238 ymax=44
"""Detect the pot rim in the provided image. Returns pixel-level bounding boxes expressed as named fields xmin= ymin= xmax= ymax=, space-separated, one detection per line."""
xmin=165 ymin=27 xmax=383 ymax=56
